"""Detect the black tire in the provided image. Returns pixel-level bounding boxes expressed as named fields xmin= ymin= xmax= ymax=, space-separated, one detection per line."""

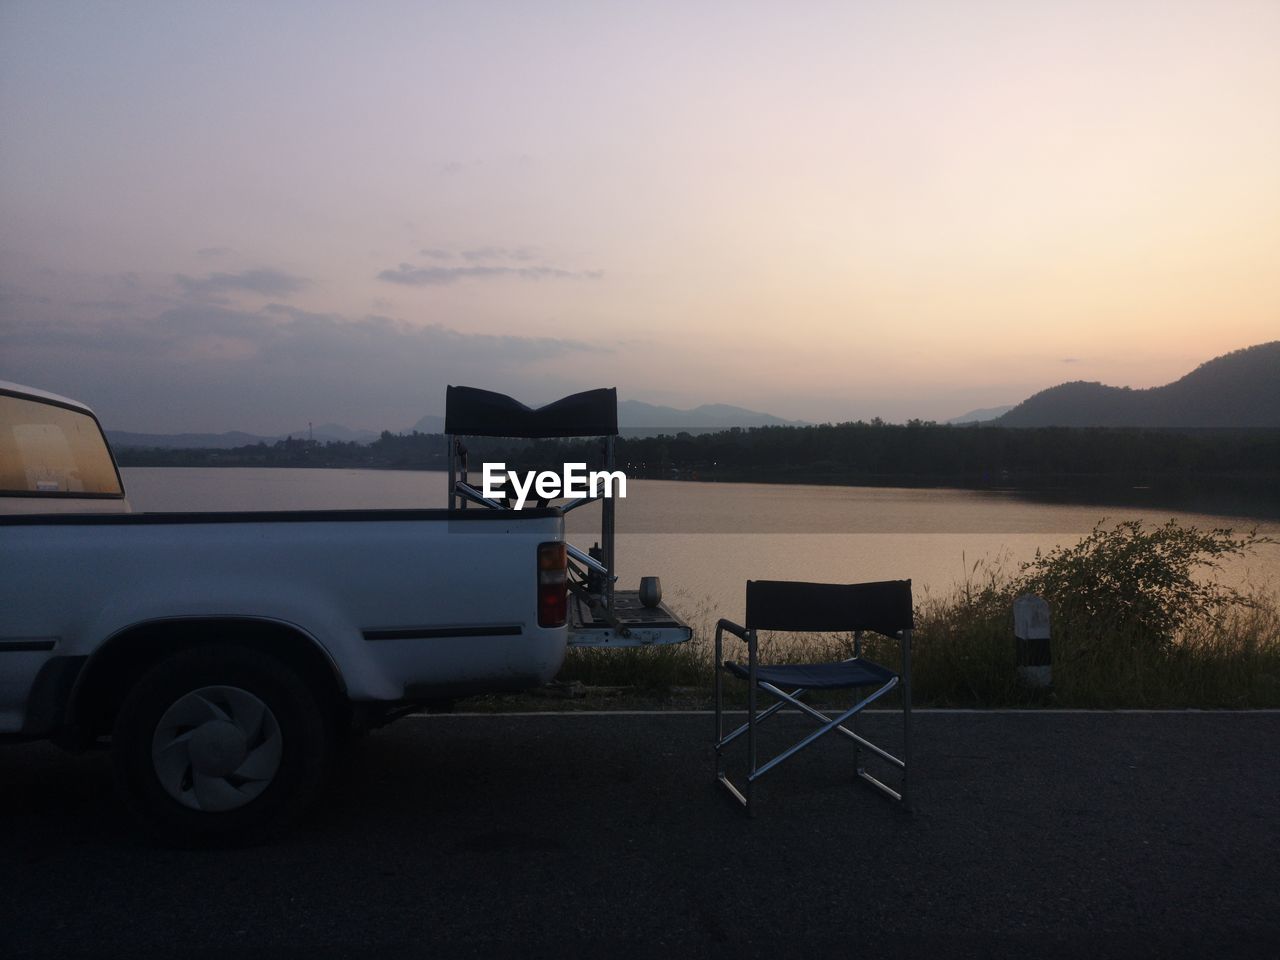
xmin=112 ymin=643 xmax=330 ymax=845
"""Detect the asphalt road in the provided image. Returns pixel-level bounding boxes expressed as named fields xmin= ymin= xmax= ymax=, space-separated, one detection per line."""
xmin=2 ymin=712 xmax=1278 ymax=959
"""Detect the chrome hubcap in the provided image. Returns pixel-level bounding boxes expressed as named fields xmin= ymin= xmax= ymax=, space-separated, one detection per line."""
xmin=151 ymin=685 xmax=283 ymax=812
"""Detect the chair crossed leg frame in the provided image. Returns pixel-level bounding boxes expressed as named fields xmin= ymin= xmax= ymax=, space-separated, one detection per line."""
xmin=714 ymin=619 xmax=913 ymax=815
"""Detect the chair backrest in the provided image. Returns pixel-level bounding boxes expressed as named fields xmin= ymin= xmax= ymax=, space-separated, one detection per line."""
xmin=745 ymin=579 xmax=913 ymax=636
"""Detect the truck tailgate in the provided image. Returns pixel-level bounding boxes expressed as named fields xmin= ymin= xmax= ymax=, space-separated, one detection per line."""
xmin=567 ymin=590 xmax=692 ymax=647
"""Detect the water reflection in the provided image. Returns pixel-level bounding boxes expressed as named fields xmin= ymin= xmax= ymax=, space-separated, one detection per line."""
xmin=121 ymin=467 xmax=1280 ymax=614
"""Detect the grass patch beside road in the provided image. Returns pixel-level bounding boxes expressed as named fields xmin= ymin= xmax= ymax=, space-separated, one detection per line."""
xmin=530 ymin=520 xmax=1280 ymax=710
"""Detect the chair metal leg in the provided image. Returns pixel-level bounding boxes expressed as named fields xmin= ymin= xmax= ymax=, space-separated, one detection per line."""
xmin=714 ymin=621 xmax=758 ymax=813
xmin=717 ymin=693 xmax=794 ymax=748
xmin=856 ymin=769 xmax=904 ymax=802
xmin=852 ymin=631 xmax=864 ymax=775
xmin=716 ymin=675 xmax=907 ymax=811
xmin=756 ymin=680 xmax=904 ymax=769
xmin=901 ymin=629 xmax=913 ymax=810
xmin=746 ymin=628 xmax=757 ymax=816
xmin=748 ymin=679 xmax=900 ymax=782
xmin=714 ymin=626 xmax=723 ymax=779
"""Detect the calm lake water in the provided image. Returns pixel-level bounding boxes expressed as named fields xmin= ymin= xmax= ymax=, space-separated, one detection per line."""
xmin=122 ymin=467 xmax=1280 ymax=621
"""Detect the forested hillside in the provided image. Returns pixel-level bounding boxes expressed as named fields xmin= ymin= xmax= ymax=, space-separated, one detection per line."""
xmin=996 ymin=342 xmax=1280 ymax=427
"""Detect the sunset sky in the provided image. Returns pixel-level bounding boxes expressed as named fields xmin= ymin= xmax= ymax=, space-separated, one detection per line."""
xmin=2 ymin=1 xmax=1277 ymax=434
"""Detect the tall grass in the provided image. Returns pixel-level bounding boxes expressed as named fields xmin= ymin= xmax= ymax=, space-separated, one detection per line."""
xmin=553 ymin=521 xmax=1280 ymax=708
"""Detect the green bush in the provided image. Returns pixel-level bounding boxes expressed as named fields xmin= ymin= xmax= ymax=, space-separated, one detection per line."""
xmin=1019 ymin=519 xmax=1272 ymax=650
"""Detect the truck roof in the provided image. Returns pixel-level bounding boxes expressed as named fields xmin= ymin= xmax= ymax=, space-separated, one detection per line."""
xmin=0 ymin=380 xmax=95 ymax=415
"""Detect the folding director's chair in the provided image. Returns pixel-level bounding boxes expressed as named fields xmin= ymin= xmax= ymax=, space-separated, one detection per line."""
xmin=714 ymin=579 xmax=914 ymax=814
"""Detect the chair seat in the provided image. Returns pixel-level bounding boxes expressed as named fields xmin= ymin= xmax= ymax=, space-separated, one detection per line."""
xmin=724 ymin=657 xmax=897 ymax=690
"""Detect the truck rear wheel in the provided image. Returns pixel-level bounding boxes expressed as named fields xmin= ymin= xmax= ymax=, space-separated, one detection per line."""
xmin=112 ymin=644 xmax=329 ymax=844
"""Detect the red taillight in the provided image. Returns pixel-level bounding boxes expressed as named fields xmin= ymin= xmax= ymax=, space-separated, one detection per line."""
xmin=537 ymin=541 xmax=567 ymax=627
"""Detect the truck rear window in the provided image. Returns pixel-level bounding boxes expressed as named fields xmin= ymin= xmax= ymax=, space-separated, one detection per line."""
xmin=0 ymin=394 xmax=123 ymax=497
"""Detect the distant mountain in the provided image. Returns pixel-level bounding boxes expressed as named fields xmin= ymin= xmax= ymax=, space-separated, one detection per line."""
xmin=995 ymin=342 xmax=1280 ymax=428
xmin=303 ymin=423 xmax=379 ymax=443
xmin=109 ymin=423 xmax=377 ymax=449
xmin=617 ymin=400 xmax=806 ymax=430
xmin=410 ymin=414 xmax=446 ymax=434
xmin=947 ymin=404 xmax=1015 ymax=424
xmin=410 ymin=400 xmax=805 ymax=436
xmin=111 ymin=398 xmax=801 ymax=449
xmin=108 ymin=430 xmax=272 ymax=450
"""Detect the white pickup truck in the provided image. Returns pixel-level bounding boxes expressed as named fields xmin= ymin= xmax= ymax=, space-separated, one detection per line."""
xmin=0 ymin=381 xmax=689 ymax=841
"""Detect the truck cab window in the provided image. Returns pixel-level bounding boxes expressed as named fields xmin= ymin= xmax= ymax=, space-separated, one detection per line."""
xmin=0 ymin=394 xmax=123 ymax=497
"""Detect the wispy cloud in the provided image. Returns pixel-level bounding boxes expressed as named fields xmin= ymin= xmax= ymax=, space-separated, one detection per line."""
xmin=460 ymin=246 xmax=535 ymax=262
xmin=1 ymin=302 xmax=607 ymax=432
xmin=418 ymin=246 xmax=537 ymax=262
xmin=378 ymin=263 xmax=602 ymax=286
xmin=175 ymin=268 xmax=310 ymax=300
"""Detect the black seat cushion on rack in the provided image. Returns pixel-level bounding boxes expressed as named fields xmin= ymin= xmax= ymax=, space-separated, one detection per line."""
xmin=445 ymin=385 xmax=618 ymax=438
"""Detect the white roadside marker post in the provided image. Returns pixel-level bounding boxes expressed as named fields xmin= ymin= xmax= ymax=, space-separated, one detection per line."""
xmin=1014 ymin=594 xmax=1052 ymax=688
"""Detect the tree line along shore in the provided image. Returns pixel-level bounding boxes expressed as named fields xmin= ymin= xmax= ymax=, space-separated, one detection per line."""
xmin=116 ymin=421 xmax=1280 ymax=484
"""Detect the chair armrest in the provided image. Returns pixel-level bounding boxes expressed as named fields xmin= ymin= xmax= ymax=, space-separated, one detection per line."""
xmin=714 ymin=619 xmax=751 ymax=672
xmin=715 ymin=619 xmax=748 ymax=642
